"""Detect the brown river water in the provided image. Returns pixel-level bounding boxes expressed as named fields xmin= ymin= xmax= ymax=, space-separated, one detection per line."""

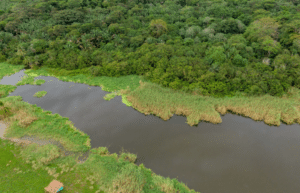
xmin=1 ymin=69 xmax=300 ymax=193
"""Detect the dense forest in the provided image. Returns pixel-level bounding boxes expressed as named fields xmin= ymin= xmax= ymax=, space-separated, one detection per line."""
xmin=1 ymin=0 xmax=300 ymax=98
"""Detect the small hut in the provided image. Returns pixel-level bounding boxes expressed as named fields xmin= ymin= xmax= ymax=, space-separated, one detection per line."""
xmin=44 ymin=180 xmax=63 ymax=193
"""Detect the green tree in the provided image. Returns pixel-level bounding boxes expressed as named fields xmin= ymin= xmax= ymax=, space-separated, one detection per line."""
xmin=149 ymin=19 xmax=168 ymax=38
xmin=216 ymin=18 xmax=243 ymax=34
xmin=66 ymin=0 xmax=82 ymax=9
xmin=232 ymin=54 xmax=248 ymax=67
xmin=205 ymin=46 xmax=227 ymax=66
xmin=268 ymin=79 xmax=285 ymax=97
xmin=53 ymin=9 xmax=85 ymax=25
xmin=79 ymin=23 xmax=95 ymax=34
xmin=130 ymin=35 xmax=145 ymax=49
xmin=105 ymin=6 xmax=126 ymax=24
xmin=248 ymin=85 xmax=264 ymax=96
xmin=28 ymin=39 xmax=49 ymax=55
xmin=205 ymin=81 xmax=230 ymax=98
xmin=47 ymin=25 xmax=68 ymax=39
xmin=244 ymin=17 xmax=280 ymax=43
xmin=291 ymin=38 xmax=300 ymax=54
xmin=237 ymin=14 xmax=252 ymax=26
xmin=227 ymin=34 xmax=247 ymax=51
xmin=252 ymin=9 xmax=271 ymax=21
xmin=259 ymin=35 xmax=281 ymax=57
xmin=60 ymin=50 xmax=80 ymax=70
xmin=206 ymin=3 xmax=232 ymax=19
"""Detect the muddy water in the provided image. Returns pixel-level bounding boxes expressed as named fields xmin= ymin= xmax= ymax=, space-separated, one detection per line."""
xmin=1 ymin=69 xmax=300 ymax=193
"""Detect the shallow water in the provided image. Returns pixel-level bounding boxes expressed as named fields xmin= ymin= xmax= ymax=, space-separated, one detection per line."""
xmin=1 ymin=70 xmax=300 ymax=193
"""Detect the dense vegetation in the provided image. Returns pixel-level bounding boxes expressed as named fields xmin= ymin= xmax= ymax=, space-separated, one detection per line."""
xmin=1 ymin=0 xmax=300 ymax=98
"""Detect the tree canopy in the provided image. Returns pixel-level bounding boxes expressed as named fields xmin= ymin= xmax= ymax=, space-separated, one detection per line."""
xmin=0 ymin=0 xmax=300 ymax=98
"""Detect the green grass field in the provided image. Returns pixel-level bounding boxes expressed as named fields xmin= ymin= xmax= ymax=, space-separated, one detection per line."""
xmin=0 ymin=138 xmax=54 ymax=193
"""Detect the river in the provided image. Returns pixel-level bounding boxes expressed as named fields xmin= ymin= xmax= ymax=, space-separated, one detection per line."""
xmin=1 ymin=69 xmax=300 ymax=193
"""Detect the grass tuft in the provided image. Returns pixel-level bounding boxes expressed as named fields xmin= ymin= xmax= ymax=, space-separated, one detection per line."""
xmin=33 ymin=90 xmax=47 ymax=98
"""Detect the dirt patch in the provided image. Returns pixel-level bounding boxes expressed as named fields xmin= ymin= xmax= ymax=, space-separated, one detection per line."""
xmin=0 ymin=120 xmax=9 ymax=139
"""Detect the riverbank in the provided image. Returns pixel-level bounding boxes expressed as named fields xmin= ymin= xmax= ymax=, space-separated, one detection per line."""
xmin=19 ymin=63 xmax=300 ymax=127
xmin=0 ymin=62 xmax=197 ymax=193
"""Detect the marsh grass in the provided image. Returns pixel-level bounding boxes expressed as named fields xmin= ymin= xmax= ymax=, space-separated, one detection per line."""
xmin=16 ymin=75 xmax=46 ymax=86
xmin=103 ymin=92 xmax=119 ymax=101
xmin=24 ymin=66 xmax=149 ymax=93
xmin=33 ymin=90 xmax=47 ymax=98
xmin=123 ymin=80 xmax=300 ymax=126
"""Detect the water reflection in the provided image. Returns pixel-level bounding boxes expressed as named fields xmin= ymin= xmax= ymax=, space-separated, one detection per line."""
xmin=1 ymin=70 xmax=300 ymax=193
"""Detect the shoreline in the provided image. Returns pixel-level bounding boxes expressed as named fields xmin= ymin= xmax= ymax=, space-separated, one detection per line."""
xmin=20 ymin=65 xmax=300 ymax=127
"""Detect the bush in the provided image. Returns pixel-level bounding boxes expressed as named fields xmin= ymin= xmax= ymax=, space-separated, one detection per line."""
xmin=103 ymin=60 xmax=130 ymax=77
xmin=47 ymin=25 xmax=68 ymax=39
xmin=205 ymin=81 xmax=231 ymax=97
xmin=0 ymin=106 xmax=12 ymax=119
xmin=90 ymin=49 xmax=104 ymax=66
xmin=248 ymin=85 xmax=264 ymax=96
xmin=0 ymin=21 xmax=7 ymax=31
xmin=29 ymin=39 xmax=49 ymax=54
xmin=0 ymin=53 xmax=7 ymax=62
xmin=89 ymin=65 xmax=104 ymax=77
xmin=0 ymin=32 xmax=14 ymax=44
xmin=77 ymin=51 xmax=92 ymax=69
xmin=118 ymin=152 xmax=137 ymax=163
xmin=6 ymin=56 xmax=23 ymax=65
xmin=91 ymin=147 xmax=109 ymax=156
xmin=103 ymin=43 xmax=115 ymax=52
xmin=268 ymin=79 xmax=285 ymax=97
xmin=60 ymin=50 xmax=79 ymax=70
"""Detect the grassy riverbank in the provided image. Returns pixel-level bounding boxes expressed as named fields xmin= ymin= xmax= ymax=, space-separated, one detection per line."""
xmin=0 ymin=62 xmax=198 ymax=192
xmin=17 ymin=62 xmax=300 ymax=127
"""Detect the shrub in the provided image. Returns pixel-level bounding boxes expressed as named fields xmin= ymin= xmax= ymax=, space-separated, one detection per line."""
xmin=205 ymin=81 xmax=231 ymax=97
xmin=90 ymin=49 xmax=104 ymax=66
xmin=60 ymin=50 xmax=79 ymax=70
xmin=28 ymin=39 xmax=49 ymax=54
xmin=0 ymin=53 xmax=7 ymax=62
xmin=0 ymin=106 xmax=12 ymax=119
xmin=91 ymin=147 xmax=109 ymax=156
